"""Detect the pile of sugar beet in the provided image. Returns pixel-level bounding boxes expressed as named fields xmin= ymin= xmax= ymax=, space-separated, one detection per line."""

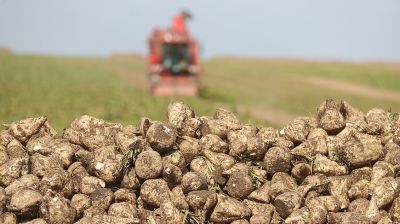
xmin=1 ymin=100 xmax=400 ymax=224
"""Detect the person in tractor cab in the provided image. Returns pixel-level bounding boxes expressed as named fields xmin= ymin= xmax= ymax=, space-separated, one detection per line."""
xmin=171 ymin=10 xmax=192 ymax=35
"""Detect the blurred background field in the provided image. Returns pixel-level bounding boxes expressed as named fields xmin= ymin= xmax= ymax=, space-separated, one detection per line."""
xmin=1 ymin=52 xmax=399 ymax=130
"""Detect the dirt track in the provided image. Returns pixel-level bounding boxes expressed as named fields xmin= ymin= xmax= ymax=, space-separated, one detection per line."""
xmin=101 ymin=58 xmax=147 ymax=90
xmin=235 ymin=105 xmax=296 ymax=126
xmin=301 ymin=76 xmax=400 ymax=102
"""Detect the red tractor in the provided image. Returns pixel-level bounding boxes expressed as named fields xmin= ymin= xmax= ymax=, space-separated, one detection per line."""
xmin=147 ymin=25 xmax=200 ymax=96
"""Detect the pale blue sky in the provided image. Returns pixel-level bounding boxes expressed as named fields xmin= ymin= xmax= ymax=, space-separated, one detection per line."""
xmin=0 ymin=0 xmax=399 ymax=60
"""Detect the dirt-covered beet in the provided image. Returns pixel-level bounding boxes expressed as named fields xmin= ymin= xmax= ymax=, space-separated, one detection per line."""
xmin=7 ymin=189 xmax=43 ymax=217
xmin=134 ymin=150 xmax=163 ymax=179
xmin=263 ymin=146 xmax=292 ymax=174
xmin=145 ymin=122 xmax=177 ymax=153
xmin=0 ymin=99 xmax=399 ymax=223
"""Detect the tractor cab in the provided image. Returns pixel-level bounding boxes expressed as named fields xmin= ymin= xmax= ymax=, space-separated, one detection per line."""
xmin=147 ymin=29 xmax=199 ymax=96
xmin=162 ymin=43 xmax=190 ymax=74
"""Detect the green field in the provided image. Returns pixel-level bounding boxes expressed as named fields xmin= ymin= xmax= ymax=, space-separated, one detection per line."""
xmin=1 ymin=53 xmax=400 ymax=130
